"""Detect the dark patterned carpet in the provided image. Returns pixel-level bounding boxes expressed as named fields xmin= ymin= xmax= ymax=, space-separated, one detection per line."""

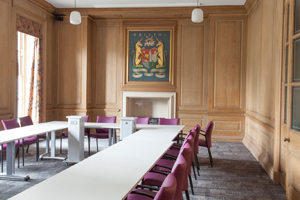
xmin=0 ymin=138 xmax=286 ymax=200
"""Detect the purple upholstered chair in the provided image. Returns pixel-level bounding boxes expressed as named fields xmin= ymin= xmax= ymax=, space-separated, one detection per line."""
xmin=60 ymin=115 xmax=89 ymax=154
xmin=156 ymin=134 xmax=195 ymax=197
xmin=135 ymin=117 xmax=150 ymax=125
xmin=19 ymin=116 xmax=40 ymax=163
xmin=127 ymin=173 xmax=177 ymax=200
xmin=1 ymin=119 xmax=21 ymax=172
xmin=90 ymin=116 xmax=116 ymax=152
xmin=158 ymin=118 xmax=179 ymax=125
xmin=193 ymin=124 xmax=201 ymax=176
xmin=143 ymin=155 xmax=187 ymax=200
xmin=199 ymin=121 xmax=214 ymax=167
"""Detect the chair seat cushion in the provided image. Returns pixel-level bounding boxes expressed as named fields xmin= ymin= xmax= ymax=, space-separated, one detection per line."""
xmin=38 ymin=133 xmax=47 ymax=139
xmin=90 ymin=132 xmax=112 ymax=139
xmin=61 ymin=132 xmax=68 ymax=137
xmin=198 ymin=139 xmax=208 ymax=147
xmin=165 ymin=149 xmax=179 ymax=157
xmin=127 ymin=189 xmax=156 ymax=200
xmin=0 ymin=141 xmax=20 ymax=150
xmin=143 ymin=172 xmax=166 ymax=187
xmin=153 ymin=159 xmax=175 ymax=172
xmin=61 ymin=132 xmax=89 ymax=138
xmin=22 ymin=136 xmax=38 ymax=145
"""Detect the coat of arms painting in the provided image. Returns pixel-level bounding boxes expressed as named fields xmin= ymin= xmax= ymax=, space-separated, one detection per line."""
xmin=127 ymin=30 xmax=172 ymax=83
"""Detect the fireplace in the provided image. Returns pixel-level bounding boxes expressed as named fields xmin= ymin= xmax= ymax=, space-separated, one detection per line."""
xmin=122 ymin=92 xmax=176 ymax=119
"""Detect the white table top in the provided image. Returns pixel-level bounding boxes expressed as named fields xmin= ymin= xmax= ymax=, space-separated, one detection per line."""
xmin=0 ymin=121 xmax=68 ymax=144
xmin=84 ymin=122 xmax=185 ymax=130
xmin=84 ymin=122 xmax=121 ymax=129
xmin=10 ymin=127 xmax=183 ymax=200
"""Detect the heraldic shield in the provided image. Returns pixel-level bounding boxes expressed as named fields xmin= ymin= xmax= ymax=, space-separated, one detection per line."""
xmin=127 ymin=30 xmax=172 ymax=83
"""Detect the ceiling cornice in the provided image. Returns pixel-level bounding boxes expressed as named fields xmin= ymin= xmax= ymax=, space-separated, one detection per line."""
xmin=56 ymin=6 xmax=247 ymax=20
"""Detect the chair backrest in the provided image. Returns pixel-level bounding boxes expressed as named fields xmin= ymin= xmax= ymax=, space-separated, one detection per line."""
xmin=19 ymin=116 xmax=34 ymax=127
xmin=178 ymin=141 xmax=193 ymax=191
xmin=171 ymin=155 xmax=187 ymax=200
xmin=193 ymin=124 xmax=200 ymax=154
xmin=135 ymin=117 xmax=150 ymax=124
xmin=96 ymin=116 xmax=116 ymax=133
xmin=205 ymin=121 xmax=214 ymax=147
xmin=2 ymin=118 xmax=20 ymax=130
xmin=84 ymin=115 xmax=89 ymax=133
xmin=158 ymin=118 xmax=179 ymax=125
xmin=154 ymin=173 xmax=177 ymax=200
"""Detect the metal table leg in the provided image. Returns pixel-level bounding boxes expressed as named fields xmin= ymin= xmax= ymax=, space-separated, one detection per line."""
xmin=108 ymin=129 xmax=112 ymax=146
xmin=40 ymin=131 xmax=66 ymax=160
xmin=0 ymin=141 xmax=30 ymax=181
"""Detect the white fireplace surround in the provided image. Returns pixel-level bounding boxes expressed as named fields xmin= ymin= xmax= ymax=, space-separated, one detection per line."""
xmin=122 ymin=91 xmax=176 ymax=119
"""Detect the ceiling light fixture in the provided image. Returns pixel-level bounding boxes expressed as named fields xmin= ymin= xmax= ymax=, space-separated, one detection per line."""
xmin=191 ymin=0 xmax=203 ymax=23
xmin=70 ymin=0 xmax=81 ymax=25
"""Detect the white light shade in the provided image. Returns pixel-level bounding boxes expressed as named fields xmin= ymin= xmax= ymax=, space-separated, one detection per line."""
xmin=191 ymin=8 xmax=203 ymax=23
xmin=70 ymin=11 xmax=81 ymax=25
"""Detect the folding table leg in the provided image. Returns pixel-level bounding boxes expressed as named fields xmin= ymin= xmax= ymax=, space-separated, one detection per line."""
xmin=108 ymin=129 xmax=112 ymax=146
xmin=22 ymin=139 xmax=24 ymax=166
xmin=0 ymin=141 xmax=29 ymax=181
xmin=36 ymin=135 xmax=39 ymax=161
xmin=1 ymin=144 xmax=3 ymax=173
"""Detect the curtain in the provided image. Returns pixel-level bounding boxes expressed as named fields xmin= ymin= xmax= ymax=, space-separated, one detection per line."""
xmin=27 ymin=38 xmax=42 ymax=123
xmin=16 ymin=15 xmax=43 ymax=123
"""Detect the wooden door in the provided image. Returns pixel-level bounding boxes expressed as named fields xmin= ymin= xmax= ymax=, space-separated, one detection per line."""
xmin=283 ymin=0 xmax=300 ymax=199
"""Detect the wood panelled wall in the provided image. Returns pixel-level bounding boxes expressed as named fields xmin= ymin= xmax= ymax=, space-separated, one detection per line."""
xmin=243 ymin=0 xmax=283 ymax=182
xmin=50 ymin=14 xmax=247 ymax=136
xmin=0 ymin=0 xmax=292 ymax=190
xmin=0 ymin=1 xmax=248 ymax=139
xmin=0 ymin=0 xmax=55 ymax=125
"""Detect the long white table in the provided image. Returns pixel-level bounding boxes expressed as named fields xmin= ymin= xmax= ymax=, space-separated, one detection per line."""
xmin=84 ymin=122 xmax=183 ymax=155
xmin=9 ymin=125 xmax=184 ymax=199
xmin=0 ymin=121 xmax=68 ymax=181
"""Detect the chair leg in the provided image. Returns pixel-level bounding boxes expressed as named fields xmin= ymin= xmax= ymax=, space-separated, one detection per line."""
xmin=16 ymin=145 xmax=20 ymax=168
xmin=188 ymin=174 xmax=194 ymax=195
xmin=185 ymin=190 xmax=190 ymax=200
xmin=22 ymin=139 xmax=25 ymax=166
xmin=36 ymin=135 xmax=39 ymax=161
xmin=1 ymin=144 xmax=3 ymax=173
xmin=191 ymin=162 xmax=197 ymax=180
xmin=208 ymin=147 xmax=213 ymax=167
xmin=194 ymin=153 xmax=200 ymax=176
xmin=60 ymin=134 xmax=63 ymax=154
xmin=88 ymin=130 xmax=91 ymax=156
xmin=96 ymin=139 xmax=99 ymax=152
xmin=26 ymin=145 xmax=30 ymax=153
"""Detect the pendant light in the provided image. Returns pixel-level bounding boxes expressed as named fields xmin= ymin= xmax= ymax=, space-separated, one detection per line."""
xmin=191 ymin=0 xmax=203 ymax=23
xmin=70 ymin=0 xmax=81 ymax=25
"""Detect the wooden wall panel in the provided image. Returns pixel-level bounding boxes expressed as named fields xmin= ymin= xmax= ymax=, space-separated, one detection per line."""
xmin=178 ymin=113 xmax=207 ymax=133
xmin=244 ymin=116 xmax=275 ymax=179
xmin=208 ymin=115 xmax=245 ymax=142
xmin=209 ymin=15 xmax=247 ymax=113
xmin=46 ymin=16 xmax=54 ymax=107
xmin=214 ymin=21 xmax=242 ymax=109
xmin=94 ymin=22 xmax=119 ymax=108
xmin=0 ymin=0 xmax=11 ymax=116
xmin=288 ymin=150 xmax=300 ymax=199
xmin=281 ymin=125 xmax=287 ymax=189
xmin=246 ymin=2 xmax=262 ymax=115
xmin=246 ymin=0 xmax=276 ymax=127
xmin=57 ymin=23 xmax=82 ymax=107
xmin=178 ymin=21 xmax=208 ymax=111
xmin=259 ymin=0 xmax=275 ymax=119
xmin=244 ymin=0 xmax=282 ymax=183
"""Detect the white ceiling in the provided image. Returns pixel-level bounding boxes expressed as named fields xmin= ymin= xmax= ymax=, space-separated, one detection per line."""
xmin=44 ymin=0 xmax=246 ymax=9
